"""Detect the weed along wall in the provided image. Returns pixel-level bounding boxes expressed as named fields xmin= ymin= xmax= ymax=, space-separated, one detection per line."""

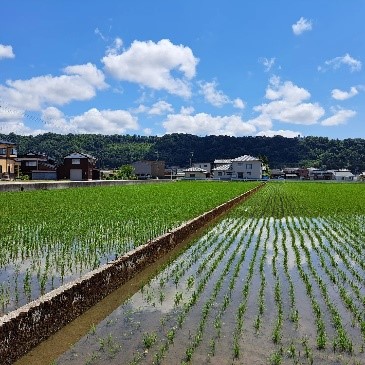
xmin=0 ymin=183 xmax=264 ymax=365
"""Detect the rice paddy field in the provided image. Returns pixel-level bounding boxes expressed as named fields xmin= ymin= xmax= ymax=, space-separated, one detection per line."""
xmin=42 ymin=181 xmax=365 ymax=365
xmin=0 ymin=181 xmax=259 ymax=315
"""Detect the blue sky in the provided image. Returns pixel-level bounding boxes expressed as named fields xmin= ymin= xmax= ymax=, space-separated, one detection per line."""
xmin=0 ymin=1 xmax=364 ymax=139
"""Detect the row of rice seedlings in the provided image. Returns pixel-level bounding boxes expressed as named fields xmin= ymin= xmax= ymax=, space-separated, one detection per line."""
xmin=207 ymin=218 xmax=257 ymax=357
xmin=278 ymin=219 xmax=299 ymax=325
xmin=129 ymin=219 xmax=244 ymax=364
xmin=305 ymin=218 xmax=365 ymax=342
xmin=232 ymin=217 xmax=264 ymax=359
xmin=286 ymin=217 xmax=327 ymax=352
xmin=181 ymin=218 xmax=250 ymax=364
xmin=295 ymin=217 xmax=354 ymax=354
xmin=320 ymin=217 xmax=365 ymax=287
xmin=254 ymin=217 xmax=270 ymax=333
xmin=268 ymin=219 xmax=285 ymax=364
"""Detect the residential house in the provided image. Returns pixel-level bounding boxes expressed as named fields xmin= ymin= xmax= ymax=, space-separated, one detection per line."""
xmin=308 ymin=168 xmax=333 ymax=180
xmin=0 ymin=140 xmax=18 ymax=180
xmin=17 ymin=152 xmax=57 ymax=180
xmin=330 ymin=169 xmax=355 ymax=181
xmin=132 ymin=160 xmax=165 ymax=179
xmin=58 ymin=152 xmax=99 ymax=181
xmin=270 ymin=169 xmax=285 ymax=179
xmin=212 ymin=155 xmax=262 ymax=180
xmin=183 ymin=167 xmax=209 ymax=179
xmin=192 ymin=162 xmax=212 ymax=176
xmin=212 ymin=164 xmax=233 ymax=180
xmin=231 ymin=155 xmax=262 ymax=180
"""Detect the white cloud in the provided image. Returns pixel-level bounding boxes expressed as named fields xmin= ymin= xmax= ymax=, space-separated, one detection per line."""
xmin=199 ymin=80 xmax=245 ymax=109
xmin=321 ymin=108 xmax=356 ymax=126
xmin=42 ymin=107 xmax=139 ymax=134
xmin=102 ymin=39 xmax=199 ymax=98
xmin=162 ymin=112 xmax=256 ymax=136
xmin=322 ymin=53 xmax=362 ymax=72
xmin=0 ymin=63 xmax=107 ymax=110
xmin=292 ymin=17 xmax=312 ymax=35
xmin=253 ymin=76 xmax=325 ymax=125
xmin=259 ymin=57 xmax=275 ymax=72
xmin=256 ymin=129 xmax=302 ymax=138
xmin=199 ymin=81 xmax=230 ymax=107
xmin=148 ymin=100 xmax=174 ymax=115
xmin=233 ymin=98 xmax=245 ymax=109
xmin=0 ymin=106 xmax=45 ymax=135
xmin=180 ymin=106 xmax=195 ymax=115
xmin=331 ymin=86 xmax=358 ymax=100
xmin=0 ymin=44 xmax=15 ymax=59
xmin=106 ymin=37 xmax=123 ymax=55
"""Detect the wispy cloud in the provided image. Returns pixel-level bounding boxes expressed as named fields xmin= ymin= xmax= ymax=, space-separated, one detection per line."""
xmin=319 ymin=53 xmax=362 ymax=73
xmin=259 ymin=57 xmax=276 ymax=72
xmin=292 ymin=17 xmax=312 ymax=35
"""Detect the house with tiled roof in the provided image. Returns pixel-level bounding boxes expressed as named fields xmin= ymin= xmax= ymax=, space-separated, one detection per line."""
xmin=213 ymin=155 xmax=262 ymax=180
xmin=57 ymin=152 xmax=99 ymax=181
xmin=183 ymin=166 xmax=209 ymax=179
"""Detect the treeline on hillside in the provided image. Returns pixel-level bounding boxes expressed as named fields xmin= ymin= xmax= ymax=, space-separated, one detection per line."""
xmin=1 ymin=132 xmax=365 ymax=172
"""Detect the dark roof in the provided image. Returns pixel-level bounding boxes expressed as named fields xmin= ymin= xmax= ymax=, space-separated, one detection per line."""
xmin=0 ymin=140 xmax=16 ymax=145
xmin=64 ymin=152 xmax=96 ymax=160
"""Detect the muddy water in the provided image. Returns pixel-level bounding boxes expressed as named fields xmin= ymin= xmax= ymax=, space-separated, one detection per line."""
xmin=16 ymin=215 xmax=365 ymax=365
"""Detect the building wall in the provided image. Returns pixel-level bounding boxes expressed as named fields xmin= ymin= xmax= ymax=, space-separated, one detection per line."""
xmin=193 ymin=162 xmax=212 ymax=174
xmin=0 ymin=143 xmax=17 ymax=177
xmin=58 ymin=158 xmax=94 ymax=180
xmin=132 ymin=161 xmax=165 ymax=178
xmin=231 ymin=160 xmax=262 ymax=179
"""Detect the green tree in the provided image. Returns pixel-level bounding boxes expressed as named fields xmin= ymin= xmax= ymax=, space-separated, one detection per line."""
xmin=114 ymin=165 xmax=136 ymax=180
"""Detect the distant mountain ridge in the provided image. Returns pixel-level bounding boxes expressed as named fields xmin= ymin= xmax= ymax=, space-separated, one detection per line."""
xmin=1 ymin=132 xmax=365 ymax=173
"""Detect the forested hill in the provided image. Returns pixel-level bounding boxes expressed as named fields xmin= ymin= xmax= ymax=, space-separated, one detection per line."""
xmin=2 ymin=132 xmax=365 ymax=172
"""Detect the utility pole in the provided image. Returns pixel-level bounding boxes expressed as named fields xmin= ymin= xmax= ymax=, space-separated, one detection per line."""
xmin=189 ymin=151 xmax=194 ymax=167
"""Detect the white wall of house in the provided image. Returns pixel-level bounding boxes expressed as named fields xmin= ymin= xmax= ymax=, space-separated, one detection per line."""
xmin=192 ymin=162 xmax=212 ymax=173
xmin=231 ymin=160 xmax=262 ymax=179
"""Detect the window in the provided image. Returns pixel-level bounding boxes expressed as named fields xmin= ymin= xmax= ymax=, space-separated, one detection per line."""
xmin=26 ymin=161 xmax=37 ymax=167
xmin=72 ymin=158 xmax=80 ymax=165
xmin=0 ymin=148 xmax=6 ymax=155
xmin=237 ymin=162 xmax=242 ymax=166
xmin=218 ymin=172 xmax=222 ymax=176
xmin=10 ymin=148 xmax=17 ymax=155
xmin=189 ymin=173 xmax=196 ymax=178
xmin=247 ymin=171 xmax=252 ymax=176
xmin=238 ymin=172 xmax=243 ymax=179
xmin=246 ymin=163 xmax=252 ymax=169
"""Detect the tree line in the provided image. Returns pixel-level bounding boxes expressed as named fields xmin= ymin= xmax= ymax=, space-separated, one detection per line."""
xmin=2 ymin=132 xmax=365 ymax=173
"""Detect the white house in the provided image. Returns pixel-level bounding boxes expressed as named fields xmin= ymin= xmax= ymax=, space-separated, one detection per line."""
xmin=192 ymin=162 xmax=212 ymax=175
xmin=212 ymin=155 xmax=262 ymax=180
xmin=212 ymin=164 xmax=233 ymax=179
xmin=231 ymin=155 xmax=262 ymax=180
xmin=330 ymin=169 xmax=355 ymax=181
xmin=183 ymin=167 xmax=209 ymax=179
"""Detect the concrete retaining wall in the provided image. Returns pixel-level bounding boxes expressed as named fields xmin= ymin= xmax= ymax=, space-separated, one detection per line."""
xmin=0 ymin=179 xmax=171 ymax=193
xmin=0 ymin=183 xmax=264 ymax=365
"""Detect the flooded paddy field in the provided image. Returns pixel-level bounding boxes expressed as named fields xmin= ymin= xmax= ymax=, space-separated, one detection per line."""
xmin=18 ymin=182 xmax=365 ymax=365
xmin=0 ymin=181 xmax=259 ymax=315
